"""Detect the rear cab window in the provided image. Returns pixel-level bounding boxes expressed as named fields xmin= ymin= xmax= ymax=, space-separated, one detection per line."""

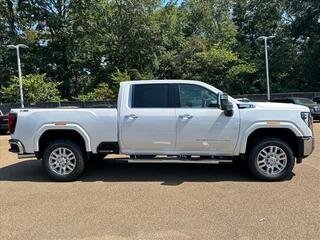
xmin=131 ymin=84 xmax=175 ymax=108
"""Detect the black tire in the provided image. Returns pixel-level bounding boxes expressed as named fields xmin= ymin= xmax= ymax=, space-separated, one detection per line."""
xmin=42 ymin=140 xmax=86 ymax=181
xmin=247 ymin=138 xmax=295 ymax=181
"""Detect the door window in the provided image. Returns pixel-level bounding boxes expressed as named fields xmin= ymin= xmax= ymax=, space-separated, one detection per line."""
xmin=132 ymin=84 xmax=171 ymax=108
xmin=178 ymin=84 xmax=218 ymax=108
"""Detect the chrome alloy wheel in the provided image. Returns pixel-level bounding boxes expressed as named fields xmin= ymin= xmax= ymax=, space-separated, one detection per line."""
xmin=48 ymin=147 xmax=77 ymax=176
xmin=256 ymin=145 xmax=287 ymax=176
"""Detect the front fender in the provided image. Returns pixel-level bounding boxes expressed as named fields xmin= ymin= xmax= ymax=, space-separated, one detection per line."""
xmin=239 ymin=121 xmax=303 ymax=154
xmin=33 ymin=123 xmax=91 ymax=152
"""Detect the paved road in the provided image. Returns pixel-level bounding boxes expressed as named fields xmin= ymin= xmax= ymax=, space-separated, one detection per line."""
xmin=1 ymin=124 xmax=319 ymax=240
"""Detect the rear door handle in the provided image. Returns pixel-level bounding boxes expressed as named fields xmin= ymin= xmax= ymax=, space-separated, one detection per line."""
xmin=125 ymin=114 xmax=138 ymax=120
xmin=179 ymin=114 xmax=193 ymax=120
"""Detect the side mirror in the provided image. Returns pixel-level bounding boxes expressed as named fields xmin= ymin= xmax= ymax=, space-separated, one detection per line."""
xmin=219 ymin=93 xmax=234 ymax=117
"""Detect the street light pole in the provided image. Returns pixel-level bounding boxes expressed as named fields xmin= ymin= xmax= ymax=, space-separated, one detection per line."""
xmin=7 ymin=44 xmax=28 ymax=108
xmin=16 ymin=46 xmax=24 ymax=108
xmin=263 ymin=37 xmax=270 ymax=101
xmin=257 ymin=36 xmax=275 ymax=101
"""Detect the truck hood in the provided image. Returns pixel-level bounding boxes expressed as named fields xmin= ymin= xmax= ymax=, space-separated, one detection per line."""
xmin=253 ymin=102 xmax=310 ymax=112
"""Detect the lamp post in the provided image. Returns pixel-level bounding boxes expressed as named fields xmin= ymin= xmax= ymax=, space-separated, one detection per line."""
xmin=7 ymin=44 xmax=29 ymax=108
xmin=257 ymin=36 xmax=275 ymax=101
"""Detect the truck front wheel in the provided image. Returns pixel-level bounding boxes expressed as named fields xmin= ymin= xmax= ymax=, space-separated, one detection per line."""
xmin=247 ymin=138 xmax=295 ymax=181
xmin=42 ymin=140 xmax=86 ymax=181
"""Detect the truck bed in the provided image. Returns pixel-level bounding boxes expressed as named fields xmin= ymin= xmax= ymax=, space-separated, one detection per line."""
xmin=11 ymin=108 xmax=118 ymax=154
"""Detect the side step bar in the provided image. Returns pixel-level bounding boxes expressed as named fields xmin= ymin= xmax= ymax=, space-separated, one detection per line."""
xmin=127 ymin=159 xmax=233 ymax=164
xmin=18 ymin=154 xmax=36 ymax=159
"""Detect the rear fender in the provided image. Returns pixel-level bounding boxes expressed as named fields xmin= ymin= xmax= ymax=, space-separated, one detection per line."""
xmin=33 ymin=123 xmax=91 ymax=152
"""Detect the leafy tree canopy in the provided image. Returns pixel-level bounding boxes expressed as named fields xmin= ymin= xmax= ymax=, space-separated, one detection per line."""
xmin=1 ymin=74 xmax=61 ymax=103
xmin=0 ymin=0 xmax=319 ymax=103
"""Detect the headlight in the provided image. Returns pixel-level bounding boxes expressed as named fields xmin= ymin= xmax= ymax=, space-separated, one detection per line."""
xmin=301 ymin=112 xmax=311 ymax=127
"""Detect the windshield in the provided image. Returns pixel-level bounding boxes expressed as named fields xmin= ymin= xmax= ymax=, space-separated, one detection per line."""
xmin=294 ymin=98 xmax=316 ymax=105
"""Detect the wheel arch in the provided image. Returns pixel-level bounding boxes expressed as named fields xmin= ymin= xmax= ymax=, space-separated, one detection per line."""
xmin=241 ymin=127 xmax=300 ymax=159
xmin=34 ymin=124 xmax=91 ymax=156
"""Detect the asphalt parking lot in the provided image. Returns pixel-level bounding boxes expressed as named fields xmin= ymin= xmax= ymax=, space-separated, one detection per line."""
xmin=1 ymin=124 xmax=320 ymax=240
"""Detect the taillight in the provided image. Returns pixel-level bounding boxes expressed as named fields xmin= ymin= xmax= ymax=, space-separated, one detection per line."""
xmin=8 ymin=112 xmax=17 ymax=134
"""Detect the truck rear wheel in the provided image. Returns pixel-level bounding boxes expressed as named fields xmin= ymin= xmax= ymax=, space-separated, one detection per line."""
xmin=42 ymin=140 xmax=86 ymax=181
xmin=247 ymin=138 xmax=294 ymax=181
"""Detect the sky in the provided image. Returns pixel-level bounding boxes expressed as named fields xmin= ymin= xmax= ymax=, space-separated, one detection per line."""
xmin=163 ymin=0 xmax=183 ymax=5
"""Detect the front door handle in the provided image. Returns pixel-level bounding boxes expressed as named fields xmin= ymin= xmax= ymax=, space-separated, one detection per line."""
xmin=179 ymin=114 xmax=193 ymax=120
xmin=125 ymin=114 xmax=138 ymax=120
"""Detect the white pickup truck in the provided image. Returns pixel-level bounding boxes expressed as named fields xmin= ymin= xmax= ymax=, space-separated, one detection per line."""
xmin=8 ymin=80 xmax=314 ymax=181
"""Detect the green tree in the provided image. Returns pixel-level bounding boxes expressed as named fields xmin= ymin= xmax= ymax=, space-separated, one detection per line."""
xmin=183 ymin=0 xmax=237 ymax=47
xmin=283 ymin=0 xmax=320 ymax=91
xmin=182 ymin=46 xmax=257 ymax=93
xmin=1 ymin=74 xmax=61 ymax=103
xmin=75 ymin=83 xmax=115 ymax=101
xmin=1 ymin=0 xmax=319 ymax=100
xmin=110 ymin=69 xmax=131 ymax=94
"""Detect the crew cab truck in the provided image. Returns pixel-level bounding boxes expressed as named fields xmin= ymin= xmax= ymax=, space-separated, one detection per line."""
xmin=8 ymin=80 xmax=314 ymax=181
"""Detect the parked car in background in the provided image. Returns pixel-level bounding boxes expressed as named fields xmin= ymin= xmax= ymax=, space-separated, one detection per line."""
xmin=0 ymin=110 xmax=9 ymax=134
xmin=313 ymin=97 xmax=320 ymax=104
xmin=271 ymin=98 xmax=320 ymax=120
xmin=236 ymin=98 xmax=251 ymax=102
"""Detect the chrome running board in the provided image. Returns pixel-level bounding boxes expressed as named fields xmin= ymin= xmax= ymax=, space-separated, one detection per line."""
xmin=127 ymin=159 xmax=233 ymax=164
xmin=18 ymin=154 xmax=36 ymax=159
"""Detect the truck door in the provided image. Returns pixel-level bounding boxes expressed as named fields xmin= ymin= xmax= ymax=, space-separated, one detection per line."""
xmin=119 ymin=83 xmax=177 ymax=154
xmin=175 ymin=84 xmax=240 ymax=155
